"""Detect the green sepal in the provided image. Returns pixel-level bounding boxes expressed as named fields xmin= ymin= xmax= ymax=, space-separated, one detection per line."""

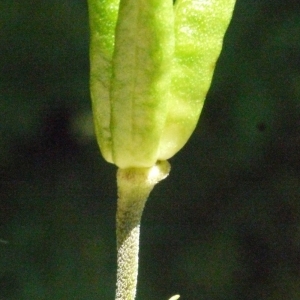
xmin=110 ymin=0 xmax=174 ymax=168
xmin=88 ymin=0 xmax=119 ymax=164
xmin=157 ymin=0 xmax=236 ymax=160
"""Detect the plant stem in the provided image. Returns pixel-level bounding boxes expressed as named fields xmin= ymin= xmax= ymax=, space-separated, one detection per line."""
xmin=115 ymin=160 xmax=170 ymax=300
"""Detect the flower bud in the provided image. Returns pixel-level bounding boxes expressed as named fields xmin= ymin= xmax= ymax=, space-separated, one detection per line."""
xmin=88 ymin=0 xmax=236 ymax=169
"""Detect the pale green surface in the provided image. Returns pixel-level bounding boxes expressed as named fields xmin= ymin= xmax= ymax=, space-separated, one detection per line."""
xmin=88 ymin=0 xmax=119 ymax=163
xmin=110 ymin=0 xmax=174 ymax=168
xmin=158 ymin=0 xmax=236 ymax=159
xmin=88 ymin=0 xmax=236 ymax=168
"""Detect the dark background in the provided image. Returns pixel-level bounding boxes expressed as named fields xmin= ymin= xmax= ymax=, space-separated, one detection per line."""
xmin=1 ymin=0 xmax=300 ymax=299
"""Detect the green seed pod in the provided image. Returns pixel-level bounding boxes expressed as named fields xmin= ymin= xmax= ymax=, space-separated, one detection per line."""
xmin=88 ymin=0 xmax=236 ymax=169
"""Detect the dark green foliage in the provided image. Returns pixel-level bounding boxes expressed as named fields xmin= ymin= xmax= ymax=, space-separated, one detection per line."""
xmin=1 ymin=0 xmax=300 ymax=299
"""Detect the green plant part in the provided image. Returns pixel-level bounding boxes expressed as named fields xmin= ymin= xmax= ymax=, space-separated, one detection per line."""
xmin=87 ymin=0 xmax=236 ymax=299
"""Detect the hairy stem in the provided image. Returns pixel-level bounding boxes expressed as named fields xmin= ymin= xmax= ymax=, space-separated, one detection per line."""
xmin=115 ymin=160 xmax=170 ymax=300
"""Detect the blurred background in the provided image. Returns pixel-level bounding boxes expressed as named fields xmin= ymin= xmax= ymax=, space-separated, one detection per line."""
xmin=1 ymin=0 xmax=300 ymax=299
